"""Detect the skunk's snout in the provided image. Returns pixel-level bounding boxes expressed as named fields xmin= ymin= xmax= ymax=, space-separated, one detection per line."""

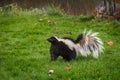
xmin=47 ymin=38 xmax=51 ymax=42
xmin=47 ymin=36 xmax=58 ymax=43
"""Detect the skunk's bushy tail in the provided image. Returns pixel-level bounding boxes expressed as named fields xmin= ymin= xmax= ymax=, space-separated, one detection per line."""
xmin=76 ymin=30 xmax=104 ymax=58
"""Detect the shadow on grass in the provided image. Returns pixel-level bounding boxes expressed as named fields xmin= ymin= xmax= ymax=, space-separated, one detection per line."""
xmin=75 ymin=56 xmax=95 ymax=61
xmin=49 ymin=55 xmax=96 ymax=63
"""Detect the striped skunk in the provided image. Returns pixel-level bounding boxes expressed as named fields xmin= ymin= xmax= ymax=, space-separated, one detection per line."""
xmin=47 ymin=30 xmax=104 ymax=61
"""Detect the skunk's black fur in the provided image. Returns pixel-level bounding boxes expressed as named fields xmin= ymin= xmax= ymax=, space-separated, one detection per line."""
xmin=47 ymin=31 xmax=104 ymax=61
xmin=47 ymin=36 xmax=76 ymax=61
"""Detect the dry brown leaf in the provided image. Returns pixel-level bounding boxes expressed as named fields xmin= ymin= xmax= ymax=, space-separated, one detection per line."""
xmin=108 ymin=51 xmax=113 ymax=54
xmin=107 ymin=41 xmax=114 ymax=46
xmin=48 ymin=20 xmax=56 ymax=24
xmin=65 ymin=66 xmax=72 ymax=71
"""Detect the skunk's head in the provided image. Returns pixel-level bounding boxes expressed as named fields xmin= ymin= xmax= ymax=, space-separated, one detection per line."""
xmin=47 ymin=36 xmax=59 ymax=61
xmin=47 ymin=36 xmax=58 ymax=44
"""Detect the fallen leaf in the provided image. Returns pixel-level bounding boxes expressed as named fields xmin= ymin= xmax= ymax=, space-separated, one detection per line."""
xmin=65 ymin=66 xmax=72 ymax=71
xmin=48 ymin=69 xmax=54 ymax=74
xmin=48 ymin=19 xmax=52 ymax=22
xmin=107 ymin=41 xmax=114 ymax=46
xmin=48 ymin=20 xmax=56 ymax=24
xmin=39 ymin=19 xmax=44 ymax=22
xmin=107 ymin=51 xmax=113 ymax=54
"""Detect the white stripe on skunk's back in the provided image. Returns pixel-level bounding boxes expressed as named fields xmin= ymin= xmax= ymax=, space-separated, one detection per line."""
xmin=57 ymin=38 xmax=81 ymax=56
xmin=57 ymin=38 xmax=77 ymax=50
xmin=54 ymin=30 xmax=104 ymax=59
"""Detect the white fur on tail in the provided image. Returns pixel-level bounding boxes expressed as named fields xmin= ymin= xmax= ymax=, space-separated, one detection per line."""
xmin=55 ymin=30 xmax=104 ymax=58
xmin=79 ymin=30 xmax=104 ymax=58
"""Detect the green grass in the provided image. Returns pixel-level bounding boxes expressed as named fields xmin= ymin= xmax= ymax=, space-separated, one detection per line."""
xmin=0 ymin=8 xmax=120 ymax=80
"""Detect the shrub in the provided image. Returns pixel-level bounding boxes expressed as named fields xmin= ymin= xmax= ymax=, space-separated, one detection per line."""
xmin=0 ymin=4 xmax=65 ymax=17
xmin=78 ymin=15 xmax=95 ymax=22
xmin=44 ymin=5 xmax=65 ymax=17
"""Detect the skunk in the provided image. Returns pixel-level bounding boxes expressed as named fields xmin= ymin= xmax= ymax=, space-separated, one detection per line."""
xmin=47 ymin=30 xmax=104 ymax=61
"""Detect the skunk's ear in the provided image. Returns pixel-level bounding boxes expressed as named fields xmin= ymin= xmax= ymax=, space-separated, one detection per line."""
xmin=47 ymin=36 xmax=58 ymax=43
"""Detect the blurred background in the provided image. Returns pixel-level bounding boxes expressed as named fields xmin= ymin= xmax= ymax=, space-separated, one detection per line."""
xmin=0 ymin=0 xmax=120 ymax=20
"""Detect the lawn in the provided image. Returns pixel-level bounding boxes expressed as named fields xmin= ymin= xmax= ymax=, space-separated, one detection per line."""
xmin=0 ymin=8 xmax=120 ymax=80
